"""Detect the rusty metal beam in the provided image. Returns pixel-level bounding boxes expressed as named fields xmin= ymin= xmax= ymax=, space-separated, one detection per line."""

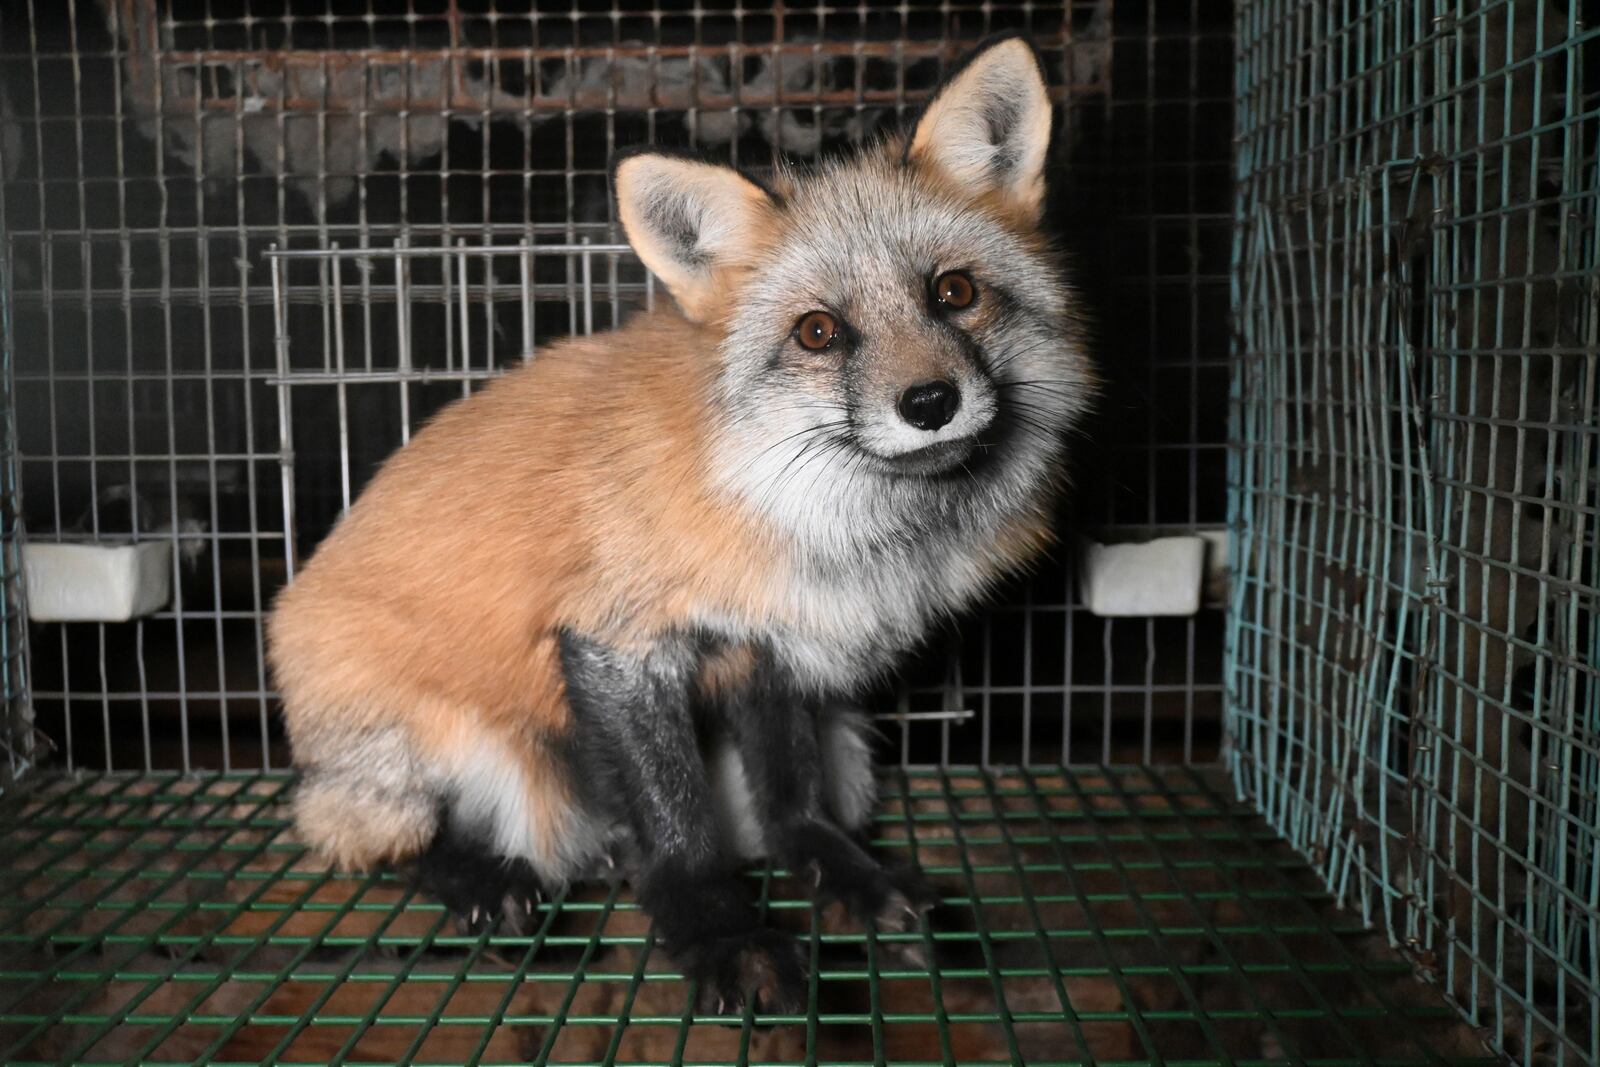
xmin=111 ymin=0 xmax=1104 ymax=118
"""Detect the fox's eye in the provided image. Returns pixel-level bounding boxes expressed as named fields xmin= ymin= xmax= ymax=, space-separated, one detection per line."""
xmin=795 ymin=311 xmax=838 ymax=351
xmin=934 ymin=270 xmax=976 ymax=310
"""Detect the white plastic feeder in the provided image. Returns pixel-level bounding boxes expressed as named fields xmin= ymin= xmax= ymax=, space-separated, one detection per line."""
xmin=1077 ymin=535 xmax=1207 ymax=617
xmin=23 ymin=542 xmax=173 ymax=623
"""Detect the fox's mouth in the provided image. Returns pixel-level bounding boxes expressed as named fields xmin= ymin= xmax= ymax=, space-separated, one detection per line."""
xmin=860 ymin=436 xmax=980 ymax=477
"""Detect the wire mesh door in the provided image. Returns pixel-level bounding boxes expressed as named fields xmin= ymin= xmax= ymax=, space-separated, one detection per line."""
xmin=1228 ymin=2 xmax=1600 ymax=1063
xmin=265 ymin=241 xmax=650 ymax=569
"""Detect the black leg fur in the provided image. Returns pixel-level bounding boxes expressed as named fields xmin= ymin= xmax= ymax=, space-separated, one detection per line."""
xmin=412 ymin=815 xmax=546 ymax=936
xmin=560 ymin=629 xmax=805 ymax=1015
xmin=717 ymin=644 xmax=938 ymax=952
xmin=638 ymin=858 xmax=805 ymax=1014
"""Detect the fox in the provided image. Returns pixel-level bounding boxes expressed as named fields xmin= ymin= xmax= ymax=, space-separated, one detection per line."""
xmin=268 ymin=33 xmax=1093 ymax=1013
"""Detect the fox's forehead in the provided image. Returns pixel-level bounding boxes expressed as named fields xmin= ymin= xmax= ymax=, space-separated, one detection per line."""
xmin=759 ymin=159 xmax=1032 ymax=310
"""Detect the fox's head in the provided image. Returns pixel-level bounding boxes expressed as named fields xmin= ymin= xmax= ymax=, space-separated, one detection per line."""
xmin=614 ymin=34 xmax=1092 ymax=557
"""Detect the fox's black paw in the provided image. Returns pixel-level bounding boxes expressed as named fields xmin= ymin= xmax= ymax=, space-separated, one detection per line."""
xmin=818 ymin=862 xmax=934 ymax=927
xmin=413 ymin=827 xmax=546 ymax=936
xmin=813 ymin=857 xmax=938 ymax=965
xmin=672 ymin=927 xmax=807 ymax=1018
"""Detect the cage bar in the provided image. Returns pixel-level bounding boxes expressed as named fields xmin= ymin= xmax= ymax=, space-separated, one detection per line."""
xmin=0 ymin=206 xmax=32 ymax=785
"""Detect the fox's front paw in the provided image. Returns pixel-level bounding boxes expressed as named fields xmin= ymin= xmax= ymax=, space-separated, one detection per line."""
xmin=787 ymin=822 xmax=940 ymax=944
xmin=672 ymin=927 xmax=807 ymax=1018
xmin=817 ymin=858 xmax=935 ymax=928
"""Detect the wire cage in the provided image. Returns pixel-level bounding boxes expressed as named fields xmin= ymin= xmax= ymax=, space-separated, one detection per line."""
xmin=1231 ymin=3 xmax=1600 ymax=1063
xmin=0 ymin=1 xmax=1595 ymax=1065
xmin=1 ymin=0 xmax=1228 ymax=776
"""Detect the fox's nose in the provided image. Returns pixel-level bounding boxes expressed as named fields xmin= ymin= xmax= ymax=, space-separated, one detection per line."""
xmin=898 ymin=380 xmax=961 ymax=431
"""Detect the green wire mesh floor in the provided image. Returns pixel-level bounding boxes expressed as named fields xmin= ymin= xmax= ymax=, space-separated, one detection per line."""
xmin=0 ymin=767 xmax=1496 ymax=1067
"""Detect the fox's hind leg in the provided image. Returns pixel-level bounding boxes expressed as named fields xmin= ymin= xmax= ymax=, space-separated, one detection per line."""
xmin=407 ymin=723 xmax=597 ymax=936
xmin=291 ymin=726 xmax=441 ymax=871
xmin=292 ymin=718 xmax=571 ymax=935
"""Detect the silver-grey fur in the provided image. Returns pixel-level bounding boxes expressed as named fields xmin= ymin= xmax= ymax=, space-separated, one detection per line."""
xmin=707 ymin=147 xmax=1092 ymax=693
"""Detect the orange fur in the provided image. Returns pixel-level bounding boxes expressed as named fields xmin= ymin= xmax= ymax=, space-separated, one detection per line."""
xmin=697 ymin=644 xmax=760 ymax=704
xmin=271 ymin=313 xmax=783 ymax=729
xmin=269 ymin=312 xmax=796 ymax=869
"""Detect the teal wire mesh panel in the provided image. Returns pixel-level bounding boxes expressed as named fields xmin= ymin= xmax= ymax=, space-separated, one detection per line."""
xmin=0 ymin=225 xmax=32 ymax=787
xmin=0 ymin=768 xmax=1492 ymax=1067
xmin=1228 ymin=2 xmax=1600 ymax=1065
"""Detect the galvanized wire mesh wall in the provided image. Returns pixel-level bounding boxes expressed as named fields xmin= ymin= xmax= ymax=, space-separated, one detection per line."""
xmin=1229 ymin=2 xmax=1599 ymax=1064
xmin=0 ymin=1 xmax=1234 ymax=774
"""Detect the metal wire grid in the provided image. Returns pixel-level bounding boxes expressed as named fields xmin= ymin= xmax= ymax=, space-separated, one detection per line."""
xmin=1228 ymin=2 xmax=1599 ymax=1064
xmin=0 ymin=1 xmax=1232 ymax=774
xmin=264 ymin=241 xmax=656 ymax=573
xmin=0 ymin=231 xmax=33 ymax=785
xmin=0 ymin=766 xmax=1495 ymax=1066
xmin=938 ymin=0 xmax=1235 ymax=770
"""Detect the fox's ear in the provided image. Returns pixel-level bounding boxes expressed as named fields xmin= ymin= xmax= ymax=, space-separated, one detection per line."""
xmin=906 ymin=34 xmax=1053 ymax=222
xmin=613 ymin=151 xmax=780 ymax=322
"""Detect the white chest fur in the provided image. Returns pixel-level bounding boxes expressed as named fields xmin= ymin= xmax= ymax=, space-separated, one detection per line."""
xmin=713 ymin=530 xmax=996 ymax=694
xmin=708 ymin=412 xmax=1055 ymax=694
